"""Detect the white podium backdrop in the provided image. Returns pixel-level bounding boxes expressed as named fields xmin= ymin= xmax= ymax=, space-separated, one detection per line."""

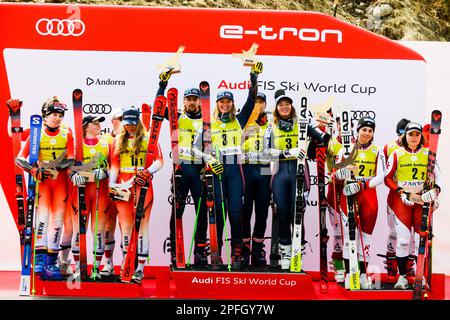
xmin=1 ymin=47 xmax=430 ymax=273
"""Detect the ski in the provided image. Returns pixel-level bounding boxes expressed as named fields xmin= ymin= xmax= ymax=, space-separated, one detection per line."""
xmin=141 ymin=103 xmax=151 ymax=129
xmin=290 ymin=96 xmax=308 ymax=272
xmin=73 ymin=89 xmax=89 ymax=281
xmin=199 ymin=81 xmax=220 ymax=268
xmin=413 ymin=110 xmax=441 ymax=300
xmin=6 ymin=100 xmax=27 ymax=251
xmin=20 ymin=114 xmax=42 ymax=296
xmin=269 ymin=193 xmax=280 ymax=269
xmin=121 ymin=95 xmax=167 ymax=283
xmin=167 ymin=87 xmax=186 ymax=269
xmin=317 ymin=141 xmax=329 ymax=292
xmin=340 ymin=109 xmax=360 ymax=290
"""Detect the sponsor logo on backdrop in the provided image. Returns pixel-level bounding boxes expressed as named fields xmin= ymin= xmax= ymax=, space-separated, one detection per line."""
xmin=86 ymin=77 xmax=126 ymax=86
xmin=36 ymin=18 xmax=85 ymax=37
xmin=83 ymin=104 xmax=112 ymax=114
xmin=220 ymin=25 xmax=343 ymax=43
xmin=351 ymin=110 xmax=376 ymax=120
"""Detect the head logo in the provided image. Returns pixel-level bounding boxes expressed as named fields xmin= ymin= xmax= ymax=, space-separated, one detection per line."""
xmin=220 ymin=25 xmax=343 ymax=43
xmin=36 ymin=18 xmax=85 ymax=37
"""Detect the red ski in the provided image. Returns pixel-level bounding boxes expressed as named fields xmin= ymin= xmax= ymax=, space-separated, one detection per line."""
xmin=167 ymin=88 xmax=186 ymax=269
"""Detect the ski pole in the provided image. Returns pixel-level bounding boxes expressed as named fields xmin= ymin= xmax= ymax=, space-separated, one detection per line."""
xmin=187 ymin=185 xmax=203 ymax=268
xmin=218 ymin=171 xmax=231 ymax=271
xmin=215 ymin=147 xmax=230 ymax=271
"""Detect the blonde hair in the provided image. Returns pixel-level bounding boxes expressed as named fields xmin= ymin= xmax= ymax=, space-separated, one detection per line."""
xmin=116 ymin=120 xmax=146 ymax=156
xmin=213 ymin=102 xmax=237 ymax=122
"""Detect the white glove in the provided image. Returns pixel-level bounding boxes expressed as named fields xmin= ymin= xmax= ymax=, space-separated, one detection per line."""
xmin=283 ymin=148 xmax=306 ymax=161
xmin=148 ymin=160 xmax=163 ymax=175
xmin=93 ymin=168 xmax=108 ymax=181
xmin=343 ymin=182 xmax=362 ymax=196
xmin=421 ymin=188 xmax=438 ymax=203
xmin=400 ymin=192 xmax=414 ymax=206
xmin=71 ymin=172 xmax=86 ymax=186
xmin=335 ymin=168 xmax=352 ymax=181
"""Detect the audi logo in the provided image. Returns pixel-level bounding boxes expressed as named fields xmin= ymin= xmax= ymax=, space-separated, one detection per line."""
xmin=83 ymin=104 xmax=112 ymax=115
xmin=36 ymin=18 xmax=85 ymax=37
xmin=351 ymin=110 xmax=376 ymax=121
xmin=309 ymin=175 xmax=331 ymax=186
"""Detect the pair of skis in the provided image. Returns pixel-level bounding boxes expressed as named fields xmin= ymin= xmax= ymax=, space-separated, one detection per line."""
xmin=290 ymin=97 xmax=309 ymax=273
xmin=413 ymin=110 xmax=442 ymax=300
xmin=17 ymin=113 xmax=43 ymax=296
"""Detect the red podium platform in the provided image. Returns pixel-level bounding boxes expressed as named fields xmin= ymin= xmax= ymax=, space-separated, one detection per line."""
xmin=171 ymin=270 xmax=317 ymax=300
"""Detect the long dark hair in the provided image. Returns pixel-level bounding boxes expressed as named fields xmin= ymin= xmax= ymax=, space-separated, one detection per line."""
xmin=401 ymin=132 xmax=426 ymax=149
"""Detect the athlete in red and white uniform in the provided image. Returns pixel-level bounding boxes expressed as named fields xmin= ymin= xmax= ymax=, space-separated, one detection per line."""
xmin=385 ymin=122 xmax=441 ymax=289
xmin=69 ymin=115 xmax=111 ymax=279
xmin=381 ymin=118 xmax=411 ymax=283
xmin=335 ymin=116 xmax=385 ymax=289
xmin=16 ymin=97 xmax=75 ymax=279
xmin=108 ymin=107 xmax=163 ymax=283
xmin=99 ymin=108 xmax=123 ymax=277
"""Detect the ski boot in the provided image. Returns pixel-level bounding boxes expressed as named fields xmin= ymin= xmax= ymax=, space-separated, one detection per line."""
xmin=42 ymin=255 xmax=63 ymax=280
xmin=359 ymin=273 xmax=373 ymax=290
xmin=90 ymin=270 xmax=102 ymax=280
xmin=100 ymin=261 xmax=115 ymax=277
xmin=163 ymin=237 xmax=176 ymax=267
xmin=194 ymin=241 xmax=209 ymax=268
xmin=406 ymin=255 xmax=416 ymax=284
xmin=241 ymin=240 xmax=251 ymax=267
xmin=231 ymin=243 xmax=244 ymax=271
xmin=394 ymin=274 xmax=409 ymax=290
xmin=57 ymin=256 xmax=73 ymax=276
xmin=378 ymin=252 xmax=398 ymax=283
xmin=331 ymin=251 xmax=345 ymax=283
xmin=251 ymin=240 xmax=267 ymax=267
xmin=34 ymin=252 xmax=47 ymax=274
xmin=131 ymin=270 xmax=144 ymax=284
xmin=279 ymin=244 xmax=292 ymax=270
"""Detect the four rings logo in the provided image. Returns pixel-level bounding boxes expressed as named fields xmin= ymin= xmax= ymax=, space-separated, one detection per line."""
xmin=351 ymin=110 xmax=376 ymax=121
xmin=83 ymin=104 xmax=112 ymax=115
xmin=36 ymin=18 xmax=85 ymax=37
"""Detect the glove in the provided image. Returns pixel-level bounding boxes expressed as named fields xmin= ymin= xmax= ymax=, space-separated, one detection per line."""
xmin=6 ymin=99 xmax=22 ymax=111
xmin=70 ymin=172 xmax=86 ymax=186
xmin=284 ymin=148 xmax=306 ymax=161
xmin=208 ymin=158 xmax=224 ymax=175
xmin=251 ymin=61 xmax=263 ymax=75
xmin=159 ymin=67 xmax=173 ymax=83
xmin=134 ymin=169 xmax=151 ymax=187
xmin=108 ymin=188 xmax=121 ymax=201
xmin=343 ymin=181 xmax=365 ymax=196
xmin=421 ymin=188 xmax=439 ymax=203
xmin=30 ymin=166 xmax=51 ymax=182
xmin=399 ymin=191 xmax=414 ymax=207
xmin=335 ymin=168 xmax=352 ymax=180
xmin=93 ymin=168 xmax=108 ymax=181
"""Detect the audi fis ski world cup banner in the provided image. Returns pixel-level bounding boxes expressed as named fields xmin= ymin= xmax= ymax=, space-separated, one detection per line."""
xmin=0 ymin=3 xmax=427 ymax=271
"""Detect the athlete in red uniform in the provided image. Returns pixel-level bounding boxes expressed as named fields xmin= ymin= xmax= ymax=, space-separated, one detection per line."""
xmin=108 ymin=107 xmax=163 ymax=283
xmin=69 ymin=115 xmax=111 ymax=279
xmin=385 ymin=122 xmax=441 ymax=289
xmin=335 ymin=117 xmax=385 ymax=289
xmin=16 ymin=97 xmax=75 ymax=279
xmin=380 ymin=118 xmax=410 ymax=283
